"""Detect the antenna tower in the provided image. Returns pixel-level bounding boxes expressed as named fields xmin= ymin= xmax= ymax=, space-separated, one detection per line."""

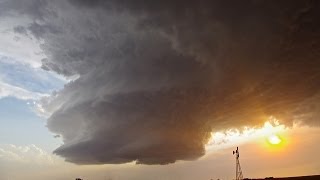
xmin=233 ymin=147 xmax=243 ymax=180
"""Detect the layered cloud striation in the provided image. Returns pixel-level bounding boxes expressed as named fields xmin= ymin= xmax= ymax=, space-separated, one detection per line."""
xmin=5 ymin=0 xmax=320 ymax=164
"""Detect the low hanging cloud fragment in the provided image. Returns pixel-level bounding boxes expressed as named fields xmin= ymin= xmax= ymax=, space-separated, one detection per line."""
xmin=6 ymin=0 xmax=320 ymax=164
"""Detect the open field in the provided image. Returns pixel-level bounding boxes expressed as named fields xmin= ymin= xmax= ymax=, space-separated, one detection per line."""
xmin=245 ymin=175 xmax=320 ymax=180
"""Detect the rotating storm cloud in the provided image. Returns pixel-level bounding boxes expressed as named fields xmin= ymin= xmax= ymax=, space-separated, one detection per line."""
xmin=2 ymin=0 xmax=320 ymax=165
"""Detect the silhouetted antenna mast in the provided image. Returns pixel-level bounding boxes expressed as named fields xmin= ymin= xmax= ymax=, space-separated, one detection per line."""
xmin=233 ymin=147 xmax=243 ymax=180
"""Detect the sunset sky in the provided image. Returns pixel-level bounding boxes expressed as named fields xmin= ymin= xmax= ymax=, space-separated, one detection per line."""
xmin=0 ymin=1 xmax=319 ymax=180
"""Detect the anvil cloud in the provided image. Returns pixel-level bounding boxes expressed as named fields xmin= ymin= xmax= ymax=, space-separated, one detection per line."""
xmin=5 ymin=0 xmax=320 ymax=164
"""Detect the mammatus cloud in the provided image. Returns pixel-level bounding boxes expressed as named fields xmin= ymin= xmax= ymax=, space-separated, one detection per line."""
xmin=5 ymin=0 xmax=320 ymax=164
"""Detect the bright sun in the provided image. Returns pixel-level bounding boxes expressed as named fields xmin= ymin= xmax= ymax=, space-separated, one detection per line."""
xmin=206 ymin=116 xmax=287 ymax=151
xmin=267 ymin=134 xmax=282 ymax=145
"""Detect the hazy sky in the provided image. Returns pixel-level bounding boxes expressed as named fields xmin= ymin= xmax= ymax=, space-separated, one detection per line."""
xmin=0 ymin=1 xmax=319 ymax=179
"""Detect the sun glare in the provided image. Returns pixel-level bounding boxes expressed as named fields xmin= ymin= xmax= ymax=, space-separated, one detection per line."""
xmin=206 ymin=116 xmax=287 ymax=151
xmin=267 ymin=134 xmax=282 ymax=145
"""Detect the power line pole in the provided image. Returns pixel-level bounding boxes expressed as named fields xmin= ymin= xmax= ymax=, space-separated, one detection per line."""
xmin=233 ymin=147 xmax=243 ymax=180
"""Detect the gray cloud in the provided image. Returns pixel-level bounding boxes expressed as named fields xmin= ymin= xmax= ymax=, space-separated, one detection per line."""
xmin=0 ymin=0 xmax=51 ymax=19
xmin=6 ymin=0 xmax=320 ymax=164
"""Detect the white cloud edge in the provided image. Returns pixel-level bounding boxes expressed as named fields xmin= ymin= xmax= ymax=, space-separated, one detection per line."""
xmin=0 ymin=14 xmax=45 ymax=68
xmin=0 ymin=144 xmax=62 ymax=166
xmin=0 ymin=80 xmax=48 ymax=100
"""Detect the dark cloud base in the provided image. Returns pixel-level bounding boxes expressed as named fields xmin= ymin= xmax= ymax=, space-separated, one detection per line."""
xmin=7 ymin=0 xmax=320 ymax=164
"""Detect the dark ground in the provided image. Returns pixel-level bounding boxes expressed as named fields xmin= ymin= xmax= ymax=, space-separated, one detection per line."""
xmin=244 ymin=175 xmax=320 ymax=180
